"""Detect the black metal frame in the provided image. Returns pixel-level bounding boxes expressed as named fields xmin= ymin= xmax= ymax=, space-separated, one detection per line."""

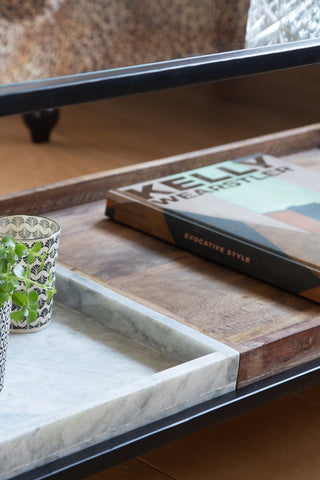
xmin=0 ymin=39 xmax=319 ymax=117
xmin=3 ymin=36 xmax=320 ymax=480
xmin=11 ymin=358 xmax=320 ymax=480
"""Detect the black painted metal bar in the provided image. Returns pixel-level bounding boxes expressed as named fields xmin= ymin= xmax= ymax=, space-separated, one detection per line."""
xmin=0 ymin=39 xmax=319 ymax=117
xmin=4 ymin=37 xmax=320 ymax=480
xmin=12 ymin=357 xmax=320 ymax=480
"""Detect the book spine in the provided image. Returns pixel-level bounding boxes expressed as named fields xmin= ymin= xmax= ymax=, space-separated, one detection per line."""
xmin=106 ymin=197 xmax=320 ymax=302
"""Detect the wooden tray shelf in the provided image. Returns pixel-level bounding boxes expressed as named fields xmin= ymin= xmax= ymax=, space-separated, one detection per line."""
xmin=1 ymin=123 xmax=320 ymax=389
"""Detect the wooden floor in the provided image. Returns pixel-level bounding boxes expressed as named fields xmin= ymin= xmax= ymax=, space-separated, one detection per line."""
xmin=87 ymin=385 xmax=320 ymax=480
xmin=0 ymin=64 xmax=319 ymax=194
xmin=1 ymin=65 xmax=320 ymax=479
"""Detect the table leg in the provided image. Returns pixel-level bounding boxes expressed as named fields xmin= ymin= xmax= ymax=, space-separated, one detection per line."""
xmin=22 ymin=108 xmax=59 ymax=143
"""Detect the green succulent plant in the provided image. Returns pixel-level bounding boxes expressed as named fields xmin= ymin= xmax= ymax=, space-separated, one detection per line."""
xmin=0 ymin=235 xmax=56 ymax=324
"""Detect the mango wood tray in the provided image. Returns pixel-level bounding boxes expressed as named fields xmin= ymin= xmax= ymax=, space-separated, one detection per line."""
xmin=1 ymin=124 xmax=320 ymax=478
xmin=2 ymin=124 xmax=319 ymax=386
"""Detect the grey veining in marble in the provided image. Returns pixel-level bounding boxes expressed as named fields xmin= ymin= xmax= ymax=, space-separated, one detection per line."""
xmin=0 ymin=265 xmax=239 ymax=479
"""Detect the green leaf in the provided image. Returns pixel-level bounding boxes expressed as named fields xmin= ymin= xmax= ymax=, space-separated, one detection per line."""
xmin=27 ymin=253 xmax=35 ymax=264
xmin=32 ymin=301 xmax=39 ymax=311
xmin=0 ymin=291 xmax=10 ymax=303
xmin=12 ymin=291 xmax=27 ymax=307
xmin=13 ymin=264 xmax=25 ymax=279
xmin=32 ymin=242 xmax=42 ymax=253
xmin=15 ymin=243 xmax=27 ymax=258
xmin=47 ymin=289 xmax=56 ymax=301
xmin=10 ymin=310 xmax=24 ymax=322
xmin=6 ymin=279 xmax=19 ymax=292
xmin=27 ymin=310 xmax=38 ymax=324
xmin=0 ymin=259 xmax=8 ymax=274
xmin=1 ymin=236 xmax=15 ymax=248
xmin=27 ymin=291 xmax=39 ymax=310
xmin=27 ymin=290 xmax=38 ymax=304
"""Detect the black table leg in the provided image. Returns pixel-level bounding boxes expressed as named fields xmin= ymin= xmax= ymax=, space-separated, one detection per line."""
xmin=22 ymin=108 xmax=59 ymax=143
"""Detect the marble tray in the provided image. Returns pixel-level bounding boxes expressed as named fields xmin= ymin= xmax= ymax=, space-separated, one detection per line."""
xmin=0 ymin=265 xmax=239 ymax=480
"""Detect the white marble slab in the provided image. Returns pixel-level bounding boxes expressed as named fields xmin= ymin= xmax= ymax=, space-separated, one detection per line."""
xmin=0 ymin=265 xmax=239 ymax=480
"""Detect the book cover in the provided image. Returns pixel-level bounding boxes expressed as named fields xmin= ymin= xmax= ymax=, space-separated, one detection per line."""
xmin=106 ymin=153 xmax=320 ymax=302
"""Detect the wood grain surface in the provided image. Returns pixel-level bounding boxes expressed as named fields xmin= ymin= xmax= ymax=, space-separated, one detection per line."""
xmin=2 ymin=124 xmax=320 ymax=388
xmin=47 ymin=198 xmax=320 ymax=388
xmin=1 ymin=70 xmax=320 ymax=479
xmin=1 ymin=123 xmax=320 ymax=216
xmin=88 ymin=384 xmax=320 ymax=480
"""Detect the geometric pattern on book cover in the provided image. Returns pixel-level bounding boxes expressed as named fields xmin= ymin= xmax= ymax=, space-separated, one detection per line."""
xmin=106 ymin=153 xmax=320 ymax=302
xmin=164 ymin=209 xmax=320 ymax=298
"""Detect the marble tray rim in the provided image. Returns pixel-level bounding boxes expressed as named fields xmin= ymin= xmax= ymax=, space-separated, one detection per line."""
xmin=0 ymin=264 xmax=239 ymax=480
xmin=55 ymin=264 xmax=239 ymax=362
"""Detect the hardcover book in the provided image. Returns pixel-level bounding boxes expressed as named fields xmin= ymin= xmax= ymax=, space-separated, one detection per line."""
xmin=106 ymin=153 xmax=320 ymax=302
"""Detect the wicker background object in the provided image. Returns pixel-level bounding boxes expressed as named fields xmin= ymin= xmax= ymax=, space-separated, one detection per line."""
xmin=246 ymin=0 xmax=320 ymax=47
